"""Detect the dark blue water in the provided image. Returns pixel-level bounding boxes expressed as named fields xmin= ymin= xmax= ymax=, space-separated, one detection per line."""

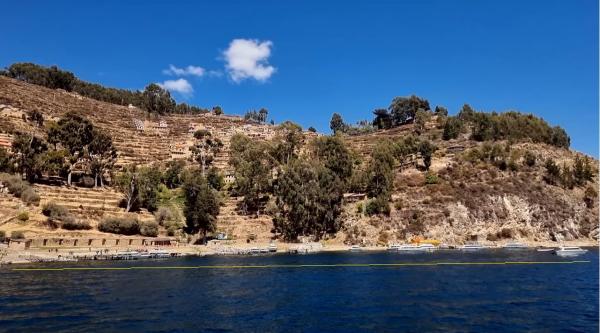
xmin=0 ymin=249 xmax=598 ymax=332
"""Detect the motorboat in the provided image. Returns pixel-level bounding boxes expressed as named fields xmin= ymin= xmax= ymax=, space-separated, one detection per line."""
xmin=397 ymin=244 xmax=421 ymax=252
xmin=115 ymin=251 xmax=141 ymax=260
xmin=554 ymin=246 xmax=587 ymax=257
xmin=503 ymin=242 xmax=528 ymax=249
xmin=417 ymin=243 xmax=436 ymax=252
xmin=149 ymin=249 xmax=171 ymax=258
xmin=459 ymin=243 xmax=486 ymax=251
xmin=349 ymin=245 xmax=362 ymax=252
xmin=268 ymin=244 xmax=278 ymax=253
xmin=387 ymin=244 xmax=401 ymax=251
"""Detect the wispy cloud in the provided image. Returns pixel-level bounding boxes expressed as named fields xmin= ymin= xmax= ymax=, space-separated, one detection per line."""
xmin=158 ymin=78 xmax=193 ymax=96
xmin=223 ymin=39 xmax=276 ymax=83
xmin=162 ymin=64 xmax=205 ymax=77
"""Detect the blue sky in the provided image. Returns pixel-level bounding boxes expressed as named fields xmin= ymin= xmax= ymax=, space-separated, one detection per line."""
xmin=1 ymin=0 xmax=598 ymax=156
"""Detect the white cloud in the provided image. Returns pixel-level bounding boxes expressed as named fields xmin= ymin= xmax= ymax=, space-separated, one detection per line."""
xmin=163 ymin=64 xmax=205 ymax=77
xmin=223 ymin=39 xmax=276 ymax=82
xmin=158 ymin=79 xmax=193 ymax=95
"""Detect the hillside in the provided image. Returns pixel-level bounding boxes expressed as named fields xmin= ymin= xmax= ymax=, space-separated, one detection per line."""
xmin=0 ymin=75 xmax=597 ymax=248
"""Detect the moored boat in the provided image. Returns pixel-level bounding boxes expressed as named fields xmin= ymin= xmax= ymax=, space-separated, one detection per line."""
xmin=149 ymin=249 xmax=172 ymax=258
xmin=397 ymin=244 xmax=421 ymax=252
xmin=503 ymin=242 xmax=528 ymax=249
xmin=417 ymin=243 xmax=436 ymax=252
xmin=349 ymin=245 xmax=362 ymax=252
xmin=554 ymin=246 xmax=587 ymax=257
xmin=459 ymin=243 xmax=486 ymax=251
xmin=268 ymin=244 xmax=278 ymax=253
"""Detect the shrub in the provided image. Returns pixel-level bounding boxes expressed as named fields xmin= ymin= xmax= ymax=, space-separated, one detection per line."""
xmin=0 ymin=174 xmax=40 ymax=206
xmin=584 ymin=185 xmax=597 ymax=209
xmin=394 ymin=200 xmax=403 ymax=211
xmin=16 ymin=211 xmax=29 ymax=221
xmin=0 ymin=230 xmax=5 ymax=242
xmin=98 ymin=216 xmax=140 ymax=235
xmin=21 ymin=188 xmax=40 ymax=206
xmin=442 ymin=117 xmax=463 ymax=140
xmin=61 ymin=216 xmax=91 ymax=230
xmin=154 ymin=206 xmax=174 ymax=226
xmin=140 ymin=221 xmax=159 ymax=237
xmin=42 ymin=202 xmax=70 ymax=219
xmin=523 ymin=151 xmax=536 ymax=167
xmin=355 ymin=202 xmax=363 ymax=215
xmin=11 ymin=230 xmax=25 ymax=239
xmin=424 ymin=172 xmax=439 ymax=185
xmin=365 ymin=196 xmax=391 ymax=216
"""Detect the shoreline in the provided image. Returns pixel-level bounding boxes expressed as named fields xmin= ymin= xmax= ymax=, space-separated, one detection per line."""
xmin=1 ymin=239 xmax=598 ymax=265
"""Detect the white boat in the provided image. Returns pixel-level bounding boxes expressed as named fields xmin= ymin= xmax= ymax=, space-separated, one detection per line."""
xmin=349 ymin=245 xmax=362 ymax=252
xmin=503 ymin=242 xmax=528 ymax=249
xmin=116 ymin=251 xmax=141 ymax=260
xmin=387 ymin=244 xmax=401 ymax=251
xmin=554 ymin=246 xmax=587 ymax=257
xmin=417 ymin=243 xmax=436 ymax=252
xmin=397 ymin=244 xmax=421 ymax=252
xmin=149 ymin=249 xmax=171 ymax=258
xmin=250 ymin=247 xmax=261 ymax=254
xmin=268 ymin=244 xmax=278 ymax=253
xmin=459 ymin=243 xmax=486 ymax=251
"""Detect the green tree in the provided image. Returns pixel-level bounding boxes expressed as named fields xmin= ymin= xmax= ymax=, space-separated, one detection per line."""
xmin=12 ymin=133 xmax=48 ymax=181
xmin=88 ymin=130 xmax=117 ymax=187
xmin=373 ymin=108 xmax=392 ymax=130
xmin=388 ymin=95 xmax=430 ymax=126
xmin=366 ymin=140 xmax=396 ymax=199
xmin=190 ymin=130 xmax=223 ymax=175
xmin=434 ymin=105 xmax=448 ymax=117
xmin=457 ymin=103 xmax=475 ymax=122
xmin=550 ymin=126 xmax=570 ymax=148
xmin=163 ymin=160 xmax=186 ymax=189
xmin=413 ymin=109 xmax=430 ymax=135
xmin=142 ymin=83 xmax=176 ymax=114
xmin=272 ymin=158 xmax=344 ymax=240
xmin=271 ymin=121 xmax=303 ymax=165
xmin=212 ymin=106 xmax=223 ymax=115
xmin=50 ymin=112 xmax=94 ymax=185
xmin=229 ymin=134 xmax=275 ymax=213
xmin=330 ymin=113 xmax=345 ymax=134
xmin=0 ymin=147 xmax=11 ymax=172
xmin=206 ymin=167 xmax=224 ymax=191
xmin=418 ymin=140 xmax=436 ymax=170
xmin=544 ymin=158 xmax=561 ymax=186
xmin=311 ymin=136 xmax=354 ymax=183
xmin=442 ymin=117 xmax=463 ymax=140
xmin=26 ymin=110 xmax=44 ymax=127
xmin=183 ymin=170 xmax=220 ymax=243
xmin=115 ymin=167 xmax=138 ymax=212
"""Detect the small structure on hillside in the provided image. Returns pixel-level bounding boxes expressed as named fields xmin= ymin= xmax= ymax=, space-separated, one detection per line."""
xmin=0 ymin=133 xmax=13 ymax=152
xmin=343 ymin=193 xmax=366 ymax=203
xmin=133 ymin=119 xmax=144 ymax=131
xmin=224 ymin=172 xmax=235 ymax=184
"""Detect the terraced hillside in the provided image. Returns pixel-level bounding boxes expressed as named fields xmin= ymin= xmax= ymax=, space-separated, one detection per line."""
xmin=0 ymin=75 xmax=597 ymax=246
xmin=0 ymin=76 xmax=277 ymax=170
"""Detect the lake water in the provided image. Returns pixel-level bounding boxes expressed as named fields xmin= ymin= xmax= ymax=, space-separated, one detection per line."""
xmin=0 ymin=248 xmax=598 ymax=332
